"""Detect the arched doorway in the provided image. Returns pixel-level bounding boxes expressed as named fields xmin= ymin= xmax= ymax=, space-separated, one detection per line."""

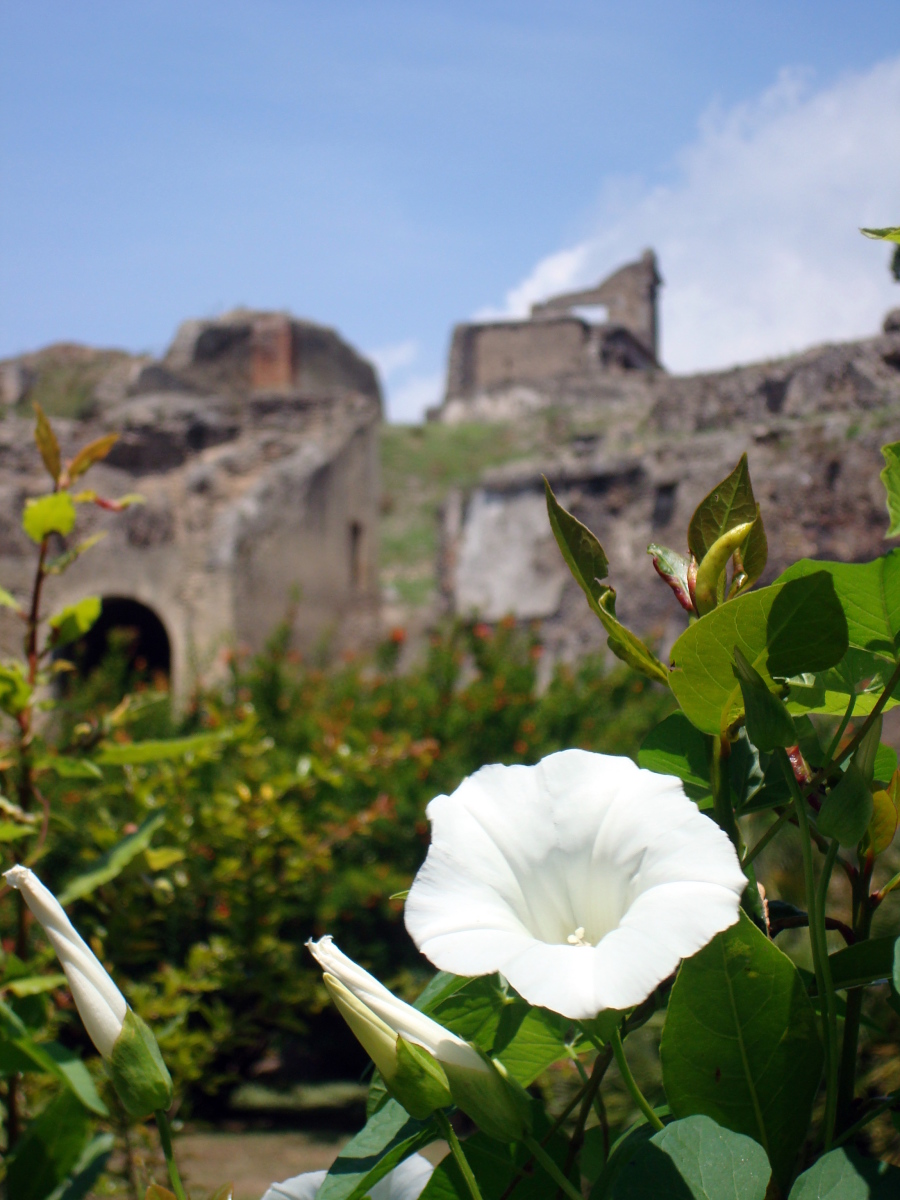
xmin=63 ymin=596 xmax=171 ymax=691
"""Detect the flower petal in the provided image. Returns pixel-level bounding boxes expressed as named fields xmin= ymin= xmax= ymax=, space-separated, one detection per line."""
xmin=405 ymin=750 xmax=746 ymax=1018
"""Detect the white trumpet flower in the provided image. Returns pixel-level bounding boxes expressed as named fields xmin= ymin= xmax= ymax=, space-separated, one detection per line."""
xmin=404 ymin=750 xmax=747 ymax=1020
xmin=4 ymin=864 xmax=126 ymax=1057
xmin=261 ymin=1152 xmax=434 ymax=1200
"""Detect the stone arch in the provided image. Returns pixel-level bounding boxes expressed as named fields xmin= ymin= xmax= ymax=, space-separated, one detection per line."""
xmin=75 ymin=596 xmax=172 ymax=686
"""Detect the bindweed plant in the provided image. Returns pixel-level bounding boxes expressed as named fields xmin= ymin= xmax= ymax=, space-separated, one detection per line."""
xmin=8 ymin=225 xmax=900 ymax=1199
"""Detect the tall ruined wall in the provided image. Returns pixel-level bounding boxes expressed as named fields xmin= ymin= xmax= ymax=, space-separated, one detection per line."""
xmin=440 ymin=311 xmax=900 ymax=661
xmin=0 ymin=312 xmax=382 ymax=703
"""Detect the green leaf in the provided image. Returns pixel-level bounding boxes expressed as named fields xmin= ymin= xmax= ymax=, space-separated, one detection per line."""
xmin=57 ymin=811 xmax=167 ymax=905
xmin=0 ymin=821 xmax=36 ymax=842
xmin=33 ymin=403 xmax=61 ymax=483
xmin=491 ymin=1005 xmax=570 ymax=1086
xmin=777 ymin=554 xmax=900 ymax=664
xmin=817 ymin=764 xmax=873 ymax=847
xmin=789 ymin=1146 xmax=900 ymax=1197
xmin=544 ymin=476 xmax=609 ymax=606
xmin=0 ymin=662 xmax=33 ymax=715
xmin=6 ymin=972 xmax=67 ymax=997
xmin=732 ymin=647 xmax=795 ymax=751
xmin=49 ymin=596 xmax=102 ymax=649
xmin=317 ymin=1098 xmax=438 ymax=1200
xmin=96 ymin=729 xmax=233 ymax=765
xmin=0 ymin=1000 xmax=108 ymax=1114
xmin=421 ymin=1103 xmax=571 ymax=1200
xmin=861 ymin=226 xmax=900 ymax=243
xmin=35 ymin=754 xmax=103 ymax=780
xmin=669 ymin=573 xmax=848 ymax=735
xmin=660 ymin=912 xmax=823 ymax=1187
xmin=0 ymin=584 xmax=21 ymax=611
xmin=424 ymin=975 xmax=506 ymax=1051
xmin=880 ymin=443 xmax=900 ymax=539
xmin=66 ymin=433 xmax=118 ymax=482
xmin=825 ymin=937 xmax=896 ymax=992
xmin=5 ymin=1090 xmax=93 ymax=1200
xmin=687 ymin=455 xmax=767 ymax=594
xmin=51 ymin=1133 xmax=115 ymax=1200
xmin=144 ymin=846 xmax=185 ymax=871
xmin=875 ymin=743 xmax=898 ymax=784
xmin=23 ymin=491 xmax=76 ymax=543
xmin=638 ymin=713 xmax=713 ymax=806
xmin=545 ymin=478 xmax=668 ymax=684
xmin=611 ymin=1115 xmax=771 ymax=1199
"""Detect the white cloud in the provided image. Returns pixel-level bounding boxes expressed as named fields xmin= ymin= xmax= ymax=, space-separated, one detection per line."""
xmin=368 ymin=339 xmax=419 ymax=378
xmin=386 ymin=371 xmax=444 ymax=424
xmin=495 ymin=58 xmax=900 ymax=373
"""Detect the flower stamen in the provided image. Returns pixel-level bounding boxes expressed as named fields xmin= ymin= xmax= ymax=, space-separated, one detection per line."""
xmin=566 ymin=926 xmax=590 ymax=947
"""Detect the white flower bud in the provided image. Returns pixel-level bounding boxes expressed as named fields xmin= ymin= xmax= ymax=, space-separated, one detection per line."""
xmin=4 ymin=865 xmax=126 ymax=1058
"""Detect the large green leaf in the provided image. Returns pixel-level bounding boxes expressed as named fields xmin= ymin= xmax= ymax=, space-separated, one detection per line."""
xmin=861 ymin=226 xmax=900 ymax=243
xmin=611 ymin=1115 xmax=771 ymax=1200
xmin=316 ymin=1098 xmax=438 ymax=1200
xmin=5 ymin=1089 xmax=93 ymax=1200
xmin=22 ymin=491 xmax=77 ymax=543
xmin=688 ymin=454 xmax=759 ymax=563
xmin=53 ymin=1133 xmax=115 ymax=1200
xmin=777 ymin=555 xmax=900 ymax=663
xmin=669 ymin=574 xmax=848 ymax=735
xmin=817 ymin=764 xmax=873 ymax=847
xmin=732 ymin=648 xmax=795 ymax=751
xmin=638 ymin=712 xmax=713 ymax=806
xmin=881 ymin=443 xmax=900 ymax=539
xmin=95 ymin=729 xmax=233 ymax=765
xmin=545 ymin=479 xmax=668 ymax=685
xmin=661 ymin=913 xmax=823 ymax=1187
xmin=491 ymin=1005 xmax=570 ymax=1086
xmin=789 ymin=1147 xmax=900 ymax=1197
xmin=57 ymin=811 xmax=166 ymax=905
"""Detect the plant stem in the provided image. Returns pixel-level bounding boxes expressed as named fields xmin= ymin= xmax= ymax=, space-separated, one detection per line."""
xmin=836 ymin=891 xmax=874 ymax=1132
xmin=610 ymin=1028 xmax=664 ymax=1132
xmin=711 ymin=735 xmax=741 ymax=852
xmin=523 ymin=1135 xmax=583 ymax=1200
xmin=742 ymin=808 xmax=790 ymax=867
xmin=816 ymin=838 xmax=841 ymax=1149
xmin=777 ymin=747 xmax=837 ymax=1151
xmin=807 ymin=659 xmax=900 ymax=792
xmin=435 ymin=1110 xmax=484 ymax=1200
xmin=154 ymin=1110 xmax=188 ymax=1200
xmin=823 ymin=696 xmax=856 ymax=765
xmin=834 ymin=1088 xmax=900 ymax=1147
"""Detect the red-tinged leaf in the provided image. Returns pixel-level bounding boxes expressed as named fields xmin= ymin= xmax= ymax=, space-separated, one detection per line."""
xmin=94 ymin=492 xmax=144 ymax=512
xmin=33 ymin=403 xmax=61 ymax=482
xmin=145 ymin=1187 xmax=177 ymax=1200
xmin=66 ymin=432 xmax=118 ymax=482
xmin=648 ymin=543 xmax=695 ymax=613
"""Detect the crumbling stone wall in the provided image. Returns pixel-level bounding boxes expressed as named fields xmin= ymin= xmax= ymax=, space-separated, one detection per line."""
xmin=0 ymin=312 xmax=382 ymax=704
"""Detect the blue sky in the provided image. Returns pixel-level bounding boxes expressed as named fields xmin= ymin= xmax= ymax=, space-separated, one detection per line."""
xmin=2 ymin=2 xmax=899 ymax=419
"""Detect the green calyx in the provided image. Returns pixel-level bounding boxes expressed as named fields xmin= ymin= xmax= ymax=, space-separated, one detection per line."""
xmin=442 ymin=1049 xmax=531 ymax=1142
xmin=107 ymin=1008 xmax=174 ymax=1118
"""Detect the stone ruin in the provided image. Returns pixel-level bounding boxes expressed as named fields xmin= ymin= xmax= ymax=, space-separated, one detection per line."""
xmin=435 ymin=253 xmax=900 ymax=665
xmin=0 ymin=312 xmax=382 ymax=704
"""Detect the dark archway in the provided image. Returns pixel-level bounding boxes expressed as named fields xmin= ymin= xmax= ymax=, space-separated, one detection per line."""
xmin=67 ymin=596 xmax=171 ymax=684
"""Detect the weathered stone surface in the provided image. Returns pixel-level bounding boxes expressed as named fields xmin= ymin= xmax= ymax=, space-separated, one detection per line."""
xmin=0 ymin=313 xmax=382 ymax=704
xmin=436 ymin=254 xmax=900 ymax=664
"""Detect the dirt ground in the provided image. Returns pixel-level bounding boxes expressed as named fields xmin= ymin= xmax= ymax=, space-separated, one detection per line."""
xmin=99 ymin=1130 xmax=448 ymax=1200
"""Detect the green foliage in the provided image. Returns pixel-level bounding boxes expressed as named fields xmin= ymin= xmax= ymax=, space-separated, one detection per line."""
xmin=662 ymin=915 xmax=823 ymax=1186
xmin=880 ymin=443 xmax=900 ymax=539
xmin=23 ymin=491 xmax=76 ymax=542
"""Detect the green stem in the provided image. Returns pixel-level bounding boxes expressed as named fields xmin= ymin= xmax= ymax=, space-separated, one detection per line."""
xmin=836 ymin=894 xmax=874 ymax=1132
xmin=742 ymin=808 xmax=790 ymax=867
xmin=611 ymin=1028 xmax=664 ymax=1132
xmin=435 ymin=1110 xmax=484 ymax=1200
xmin=824 ymin=696 xmax=856 ymax=765
xmin=817 ymin=839 xmax=841 ymax=1150
xmin=776 ymin=747 xmax=837 ymax=1151
xmin=711 ymin=735 xmax=741 ymax=853
xmin=155 ymin=1110 xmax=188 ymax=1200
xmin=834 ymin=1088 xmax=900 ymax=1147
xmin=807 ymin=660 xmax=900 ymax=792
xmin=523 ymin=1135 xmax=583 ymax=1200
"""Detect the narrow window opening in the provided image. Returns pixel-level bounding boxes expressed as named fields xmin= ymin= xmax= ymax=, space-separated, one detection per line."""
xmin=651 ymin=483 xmax=677 ymax=529
xmin=349 ymin=521 xmax=365 ymax=592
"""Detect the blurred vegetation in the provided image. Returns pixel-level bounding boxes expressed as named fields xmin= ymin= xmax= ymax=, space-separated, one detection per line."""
xmin=38 ymin=619 xmax=673 ymax=1115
